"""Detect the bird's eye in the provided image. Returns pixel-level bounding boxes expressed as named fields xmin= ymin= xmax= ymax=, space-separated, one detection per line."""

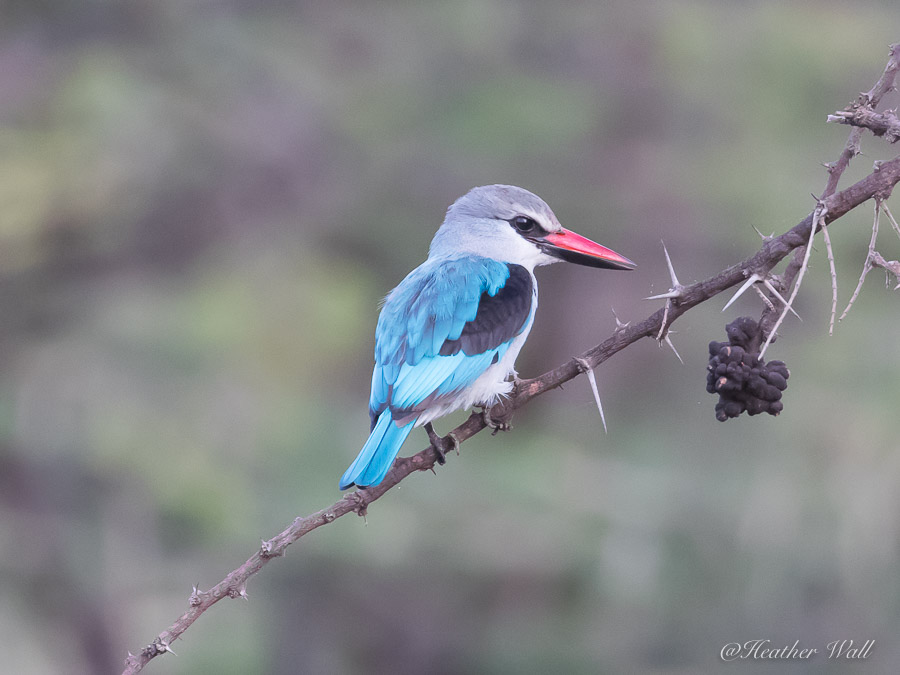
xmin=511 ymin=216 xmax=538 ymax=233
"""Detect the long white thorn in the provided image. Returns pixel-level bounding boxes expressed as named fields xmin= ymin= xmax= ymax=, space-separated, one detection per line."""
xmin=646 ymin=242 xmax=685 ymax=341
xmin=585 ymin=368 xmax=607 ymax=433
xmin=574 ymin=358 xmax=607 ymax=433
xmin=752 ymin=224 xmax=775 ymax=241
xmin=761 ymin=278 xmax=802 ymax=320
xmin=722 ymin=273 xmax=761 ymax=311
xmin=663 ymin=334 xmax=684 ymax=364
xmin=662 ymin=240 xmax=681 ymax=287
xmin=645 ymin=241 xmax=685 ymax=301
xmin=610 ymin=306 xmax=630 ymax=331
xmin=644 ymin=290 xmax=682 ymax=301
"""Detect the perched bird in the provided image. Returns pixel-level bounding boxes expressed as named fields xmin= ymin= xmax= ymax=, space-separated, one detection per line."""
xmin=339 ymin=185 xmax=635 ymax=490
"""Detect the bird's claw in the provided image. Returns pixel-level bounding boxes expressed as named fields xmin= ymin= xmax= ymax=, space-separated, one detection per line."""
xmin=424 ymin=422 xmax=458 ymax=465
xmin=439 ymin=432 xmax=460 ymax=460
xmin=482 ymin=406 xmax=512 ymax=435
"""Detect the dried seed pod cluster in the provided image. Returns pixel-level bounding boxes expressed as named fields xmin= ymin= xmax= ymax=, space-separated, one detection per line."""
xmin=706 ymin=317 xmax=789 ymax=421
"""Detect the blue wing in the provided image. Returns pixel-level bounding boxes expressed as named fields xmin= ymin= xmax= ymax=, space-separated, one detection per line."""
xmin=339 ymin=256 xmax=533 ymax=490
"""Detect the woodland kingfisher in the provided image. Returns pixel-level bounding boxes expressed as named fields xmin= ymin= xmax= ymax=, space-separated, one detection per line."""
xmin=339 ymin=185 xmax=635 ymax=490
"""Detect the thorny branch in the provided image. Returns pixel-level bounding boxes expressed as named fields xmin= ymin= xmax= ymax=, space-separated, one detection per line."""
xmin=760 ymin=42 xmax=900 ymax=344
xmin=828 ymin=106 xmax=900 ymax=143
xmin=123 ymin=45 xmax=900 ymax=674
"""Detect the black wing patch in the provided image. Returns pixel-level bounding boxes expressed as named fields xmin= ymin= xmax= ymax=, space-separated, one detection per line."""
xmin=439 ymin=264 xmax=533 ymax=356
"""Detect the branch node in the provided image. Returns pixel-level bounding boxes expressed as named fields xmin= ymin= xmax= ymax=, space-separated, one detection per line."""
xmin=142 ymin=638 xmax=176 ymax=659
xmin=610 ymin=306 xmax=630 ymax=332
xmin=644 ymin=240 xmax=685 ymax=302
xmin=573 ymin=357 xmax=591 ymax=375
xmin=752 ymin=224 xmax=774 ymax=241
xmin=227 ymin=584 xmax=249 ymax=601
xmin=189 ymin=585 xmax=203 ymax=607
xmin=643 ymin=241 xmax=687 ymax=341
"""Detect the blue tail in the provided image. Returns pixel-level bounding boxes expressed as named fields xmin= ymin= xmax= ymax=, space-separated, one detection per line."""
xmin=340 ymin=411 xmax=415 ymax=490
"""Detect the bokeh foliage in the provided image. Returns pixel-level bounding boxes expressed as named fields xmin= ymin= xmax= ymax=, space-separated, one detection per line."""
xmin=1 ymin=2 xmax=899 ymax=673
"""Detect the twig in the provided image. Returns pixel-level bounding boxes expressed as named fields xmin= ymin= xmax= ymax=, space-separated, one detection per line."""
xmin=821 ymin=222 xmax=838 ymax=335
xmin=827 ymin=107 xmax=900 ymax=143
xmin=878 ymin=200 xmax=900 ymax=289
xmin=883 ymin=200 xmax=900 ymax=242
xmin=823 ymin=43 xmax=900 ymax=198
xmin=122 ymin=151 xmax=900 ymax=674
xmin=871 ymin=250 xmax=900 ymax=289
xmin=840 ymin=198 xmax=882 ymax=320
xmin=760 ymin=200 xmax=825 ymax=359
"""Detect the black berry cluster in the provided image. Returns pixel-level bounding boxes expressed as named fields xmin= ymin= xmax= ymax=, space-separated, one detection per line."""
xmin=706 ymin=317 xmax=789 ymax=421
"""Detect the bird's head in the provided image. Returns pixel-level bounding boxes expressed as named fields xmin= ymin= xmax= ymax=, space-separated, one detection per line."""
xmin=430 ymin=184 xmax=636 ymax=271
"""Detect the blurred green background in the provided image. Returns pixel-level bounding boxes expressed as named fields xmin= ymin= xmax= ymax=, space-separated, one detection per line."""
xmin=2 ymin=2 xmax=899 ymax=673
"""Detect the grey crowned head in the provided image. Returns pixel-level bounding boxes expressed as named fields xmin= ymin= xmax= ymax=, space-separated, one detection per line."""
xmin=429 ymin=184 xmax=636 ymax=271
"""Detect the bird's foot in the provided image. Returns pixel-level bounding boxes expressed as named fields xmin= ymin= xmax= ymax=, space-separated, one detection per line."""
xmin=424 ymin=422 xmax=459 ymax=465
xmin=481 ymin=405 xmax=513 ymax=436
